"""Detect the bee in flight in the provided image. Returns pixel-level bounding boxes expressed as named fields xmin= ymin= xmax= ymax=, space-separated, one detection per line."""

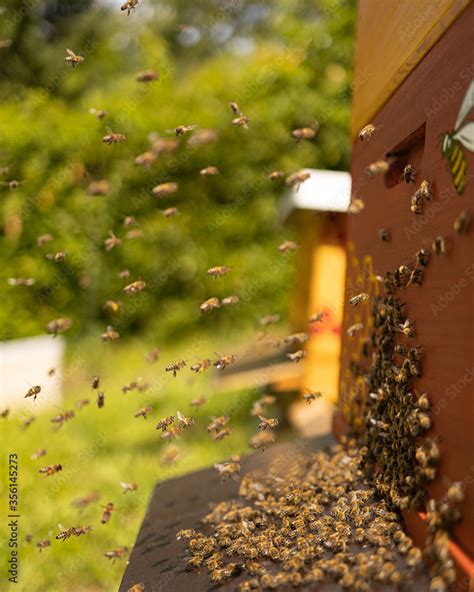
xmin=189 ymin=395 xmax=207 ymax=407
xmin=257 ymin=415 xmax=279 ymax=430
xmin=152 ymin=182 xmax=178 ymax=197
xmin=121 ymin=1 xmax=139 ymax=16
xmin=134 ymin=405 xmax=152 ymax=419
xmin=214 ymin=455 xmax=241 ymax=481
xmin=200 ymin=166 xmax=219 ymax=176
xmin=120 ymin=482 xmax=138 ymax=493
xmin=135 ymin=69 xmax=158 ymax=82
xmin=102 ymin=129 xmax=126 ymax=144
xmin=123 ymin=280 xmax=146 ymax=295
xmin=65 ymin=48 xmax=84 ymax=68
xmin=200 ymin=296 xmax=220 ymax=313
xmin=302 ymin=389 xmax=322 ymax=404
xmin=291 ymin=122 xmax=318 ymax=142
xmin=101 ymin=502 xmax=115 ymax=524
xmin=7 ymin=277 xmax=35 ymax=286
xmin=39 ymin=464 xmax=63 ymax=476
xmin=47 ymin=317 xmax=72 ymax=337
xmin=349 ymin=292 xmax=369 ymax=307
xmin=31 ymin=448 xmax=47 ymax=459
xmin=36 ymin=539 xmax=51 ymax=552
xmin=167 ymin=125 xmax=197 ymax=136
xmin=190 ymin=359 xmax=211 ymax=373
xmin=101 ymin=326 xmax=119 ymax=342
xmin=207 ymin=265 xmax=231 ymax=278
xmin=165 ymin=360 xmax=186 ymax=377
xmin=358 ymin=123 xmax=379 ymax=141
xmin=25 ymin=385 xmax=41 ymax=400
xmin=440 ymin=80 xmax=474 ymax=194
xmin=104 ymin=546 xmax=129 ymax=563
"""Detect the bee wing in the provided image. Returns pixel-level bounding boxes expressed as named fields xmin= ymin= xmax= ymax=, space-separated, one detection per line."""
xmin=57 ymin=523 xmax=65 ymax=531
xmin=453 ymin=121 xmax=474 ymax=152
xmin=164 ymin=128 xmax=176 ymax=135
xmin=176 ymin=410 xmax=185 ymax=421
xmin=455 ymin=80 xmax=474 ymax=131
xmin=66 ymin=48 xmax=75 ymax=57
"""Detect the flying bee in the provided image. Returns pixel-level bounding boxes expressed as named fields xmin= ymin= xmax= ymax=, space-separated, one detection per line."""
xmin=135 ymin=69 xmax=158 ymax=82
xmin=402 ymin=164 xmax=417 ymax=183
xmin=120 ymin=482 xmax=138 ymax=494
xmin=104 ymin=546 xmax=129 ymax=563
xmin=177 ymin=410 xmax=194 ymax=428
xmin=349 ymin=293 xmax=369 ymax=307
xmin=440 ymin=80 xmax=474 ymax=193
xmin=145 ymin=348 xmax=160 ymax=363
xmin=36 ymin=539 xmax=51 ymax=552
xmin=39 ymin=464 xmax=62 ymax=476
xmin=212 ymin=427 xmax=232 ymax=441
xmin=302 ymin=390 xmax=323 ymax=405
xmin=278 ymin=240 xmax=299 ymax=253
xmin=432 ymin=235 xmax=446 ymax=255
xmin=134 ymin=405 xmax=152 ymax=419
xmin=161 ymin=445 xmax=182 ymax=464
xmin=249 ymin=429 xmax=274 ymax=450
xmin=1 ymin=409 xmax=10 ymax=419
xmin=308 ymin=311 xmax=325 ymax=324
xmin=186 ymin=394 xmax=207 ymax=410
xmin=260 ymin=314 xmax=280 ymax=326
xmin=65 ymin=48 xmax=84 ymax=68
xmin=291 ymin=122 xmax=319 ymax=142
xmin=284 ymin=332 xmax=309 ymax=345
xmin=152 ymin=181 xmax=178 ymax=197
xmin=119 ymin=269 xmax=130 ymax=280
xmin=168 ymin=124 xmax=197 ymax=136
xmin=165 ymin=359 xmax=186 ymax=377
xmin=286 ymin=350 xmax=306 ymax=363
xmin=101 ymin=326 xmax=119 ymax=342
xmin=346 ymin=322 xmax=363 ymax=337
xmin=135 ymin=150 xmax=157 ymax=167
xmin=125 ymin=229 xmax=143 ymax=240
xmin=200 ymin=296 xmax=220 ymax=313
xmin=366 ymin=159 xmax=389 ymax=177
xmin=31 ymin=448 xmax=47 ymax=460
xmin=416 ymin=248 xmax=430 ymax=266
xmin=56 ymin=525 xmax=92 ymax=541
xmin=7 ymin=277 xmax=35 ymax=286
xmin=48 ymin=367 xmax=55 ymax=377
xmin=200 ymin=165 xmax=219 ymax=176
xmin=258 ymin=415 xmax=279 ymax=430
xmin=213 ymin=353 xmax=237 ymax=370
xmin=285 ymin=170 xmax=311 ymax=189
xmin=36 ymin=233 xmax=54 ymax=247
xmin=348 ymin=197 xmax=365 ymax=214
xmin=88 ymin=108 xmax=107 ymax=120
xmin=87 ymin=180 xmax=111 ymax=196
xmin=268 ymin=170 xmax=286 ymax=181
xmin=190 ymin=358 xmax=211 ymax=373
xmin=75 ymin=399 xmax=90 ymax=410
xmin=454 ymin=210 xmax=471 ymax=234
xmin=207 ymin=415 xmax=229 ymax=432
xmin=163 ymin=207 xmax=178 ymax=217
xmin=232 ymin=115 xmax=250 ymax=128
xmin=221 ymin=294 xmax=239 ymax=306
xmin=378 ymin=228 xmax=391 ymax=242
xmin=358 ymin=123 xmax=378 ymax=141
xmin=101 ymin=502 xmax=115 ymax=524
xmin=21 ymin=416 xmax=36 ymax=430
xmin=104 ymin=231 xmax=121 ymax=251
xmin=103 ymin=300 xmax=121 ymax=314
xmin=229 ymin=101 xmax=241 ymax=115
xmin=46 ymin=317 xmax=72 ymax=337
xmin=123 ymin=279 xmax=146 ymax=295
xmin=50 ymin=409 xmax=75 ymax=429
xmin=155 ymin=416 xmax=175 ymax=431
xmin=102 ymin=130 xmax=126 ymax=144
xmin=91 ymin=376 xmax=101 ymax=390
xmin=207 ymin=265 xmax=231 ymax=278
xmin=25 ymin=385 xmax=41 ymax=400
xmin=46 ymin=251 xmax=66 ymax=262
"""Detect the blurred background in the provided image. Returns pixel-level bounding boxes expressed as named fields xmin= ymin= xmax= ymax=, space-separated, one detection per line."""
xmin=0 ymin=0 xmax=355 ymax=589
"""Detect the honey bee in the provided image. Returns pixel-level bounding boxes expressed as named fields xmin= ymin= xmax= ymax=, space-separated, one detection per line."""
xmin=64 ymin=48 xmax=84 ymax=68
xmin=50 ymin=409 xmax=75 ymax=429
xmin=39 ymin=464 xmax=63 ymax=476
xmin=134 ymin=405 xmax=152 ymax=419
xmin=258 ymin=415 xmax=279 ymax=430
xmin=190 ymin=395 xmax=207 ymax=407
xmin=291 ymin=122 xmax=318 ymax=142
xmin=155 ymin=416 xmax=175 ymax=431
xmin=87 ymin=180 xmax=111 ymax=196
xmin=410 ymin=192 xmax=423 ymax=215
xmin=268 ymin=170 xmax=286 ymax=181
xmin=88 ymin=108 xmax=107 ymax=120
xmin=284 ymin=332 xmax=309 ymax=345
xmin=308 ymin=311 xmax=325 ymax=324
xmin=358 ymin=123 xmax=378 ymax=141
xmin=416 ymin=179 xmax=432 ymax=201
xmin=366 ymin=160 xmax=389 ymax=177
xmin=212 ymin=427 xmax=233 ymax=441
xmin=119 ymin=269 xmax=130 ymax=279
xmin=135 ymin=69 xmax=158 ymax=82
xmin=207 ymin=415 xmax=230 ymax=432
xmin=207 ymin=266 xmax=231 ymax=279
xmin=36 ymin=539 xmax=51 ymax=552
xmin=21 ymin=416 xmax=36 ymax=430
xmin=25 ymin=385 xmax=41 ymax=400
xmin=402 ymin=164 xmax=417 ymax=184
xmin=127 ymin=584 xmax=145 ymax=592
xmin=125 ymin=229 xmax=143 ymax=240
xmin=416 ymin=248 xmax=430 ymax=267
xmin=7 ymin=277 xmax=35 ymax=286
xmin=190 ymin=358 xmax=211 ymax=373
xmin=348 ymin=198 xmax=365 ymax=214
xmin=285 ymin=170 xmax=311 ymax=189
xmin=101 ymin=326 xmax=119 ymax=342
xmin=104 ymin=231 xmax=121 ymax=251
xmin=152 ymin=182 xmax=178 ymax=197
xmin=31 ymin=448 xmax=47 ymax=459
xmin=120 ymin=482 xmax=138 ymax=493
xmin=163 ymin=207 xmax=179 ymax=217
xmin=101 ymin=502 xmax=115 ymax=524
xmin=104 ymin=546 xmax=129 ymax=562
xmin=229 ymin=101 xmax=241 ymax=115
xmin=177 ymin=410 xmax=194 ymax=428
xmin=214 ymin=456 xmax=241 ymax=481
xmin=103 ymin=300 xmax=121 ymax=314
xmin=249 ymin=429 xmax=275 ymax=450
xmin=454 ymin=210 xmax=470 ymax=234
xmin=432 ymin=236 xmax=446 ymax=255
xmin=213 ymin=353 xmax=237 ymax=370
xmin=278 ymin=240 xmax=298 ymax=253
xmin=378 ymin=228 xmax=391 ymax=242
xmin=161 ymin=445 xmax=183 ymax=464
xmin=349 ymin=293 xmax=369 ymax=307
xmin=56 ymin=524 xmax=92 ymax=541
xmin=0 ymin=179 xmax=26 ymax=190
xmin=286 ymin=350 xmax=306 ymax=363
xmin=36 ymin=233 xmax=54 ymax=247
xmin=135 ymin=150 xmax=157 ymax=167
xmin=71 ymin=491 xmax=101 ymax=511
xmin=0 ymin=409 xmax=10 ymax=419
xmin=168 ymin=125 xmax=197 ymax=136
xmin=74 ymin=399 xmax=90 ymax=411
xmin=303 ymin=390 xmax=322 ymax=404
xmin=200 ymin=165 xmax=219 ymax=176
xmin=46 ymin=251 xmax=66 ymax=262
xmin=259 ymin=314 xmax=280 ymax=326
xmin=144 ymin=348 xmax=160 ymax=364
xmin=221 ymin=294 xmax=239 ymax=306
xmin=102 ymin=130 xmax=126 ymax=144
xmin=447 ymin=481 xmax=464 ymax=503
xmin=123 ymin=279 xmax=146 ymax=295
xmin=346 ymin=322 xmax=363 ymax=337
xmin=165 ymin=359 xmax=186 ymax=376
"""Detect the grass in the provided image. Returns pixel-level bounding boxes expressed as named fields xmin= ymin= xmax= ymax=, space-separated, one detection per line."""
xmin=1 ymin=331 xmax=285 ymax=591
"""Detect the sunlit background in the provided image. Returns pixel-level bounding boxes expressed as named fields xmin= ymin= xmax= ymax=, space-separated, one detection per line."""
xmin=0 ymin=1 xmax=355 ymax=589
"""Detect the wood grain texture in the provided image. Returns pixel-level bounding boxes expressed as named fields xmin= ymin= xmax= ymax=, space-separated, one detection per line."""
xmin=351 ymin=0 xmax=472 ymax=139
xmin=336 ymin=0 xmax=474 ymax=570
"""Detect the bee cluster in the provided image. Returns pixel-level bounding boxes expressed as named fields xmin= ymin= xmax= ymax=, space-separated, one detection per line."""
xmin=178 ymin=440 xmax=427 ymax=591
